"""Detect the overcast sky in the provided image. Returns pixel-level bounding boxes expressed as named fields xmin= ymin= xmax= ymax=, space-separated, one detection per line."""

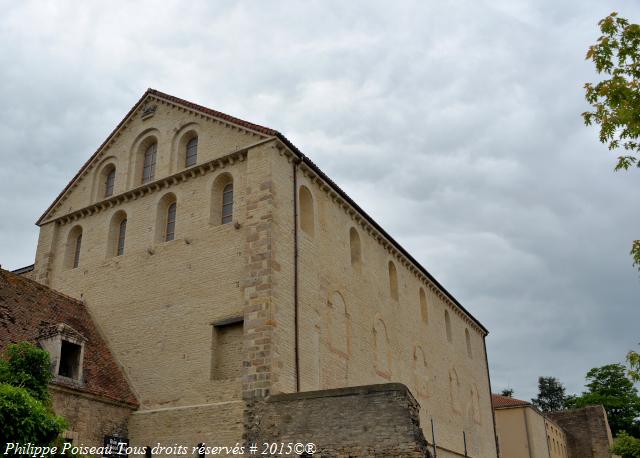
xmin=1 ymin=0 xmax=639 ymax=402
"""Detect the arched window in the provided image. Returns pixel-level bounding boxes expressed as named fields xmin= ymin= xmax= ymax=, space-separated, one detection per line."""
xmin=185 ymin=137 xmax=198 ymax=167
xmin=107 ymin=211 xmax=127 ymax=257
xmin=222 ymin=183 xmax=233 ymax=224
xmin=117 ymin=219 xmax=127 ymax=256
xmin=73 ymin=234 xmax=82 ymax=268
xmin=445 ymin=310 xmax=452 ymax=343
xmin=211 ymin=173 xmax=234 ymax=225
xmin=349 ymin=227 xmax=361 ymax=270
xmin=299 ymin=185 xmax=314 ymax=237
xmin=465 ymin=328 xmax=473 ymax=358
xmin=65 ymin=226 xmax=83 ymax=269
xmin=388 ymin=261 xmax=398 ymax=301
xmin=156 ymin=193 xmax=177 ymax=242
xmin=104 ymin=167 xmax=116 ymax=197
xmin=142 ymin=142 xmax=157 ymax=183
xmin=419 ymin=288 xmax=428 ymax=324
xmin=166 ymin=202 xmax=177 ymax=241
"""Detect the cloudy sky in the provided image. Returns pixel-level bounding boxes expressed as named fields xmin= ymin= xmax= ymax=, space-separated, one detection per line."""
xmin=1 ymin=0 xmax=639 ymax=401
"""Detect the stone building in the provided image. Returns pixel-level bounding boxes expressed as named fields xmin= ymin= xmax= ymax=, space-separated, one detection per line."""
xmin=0 ymin=267 xmax=137 ymax=446
xmin=492 ymin=394 xmax=615 ymax=458
xmin=22 ymin=89 xmax=497 ymax=457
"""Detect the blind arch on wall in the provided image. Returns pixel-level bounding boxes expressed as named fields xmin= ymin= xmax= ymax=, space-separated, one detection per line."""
xmin=299 ymin=185 xmax=315 ymax=237
xmin=349 ymin=227 xmax=361 ymax=270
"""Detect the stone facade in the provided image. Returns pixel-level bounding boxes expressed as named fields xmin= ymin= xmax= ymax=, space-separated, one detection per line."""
xmin=27 ymin=89 xmax=497 ymax=457
xmin=50 ymin=386 xmax=132 ymax=447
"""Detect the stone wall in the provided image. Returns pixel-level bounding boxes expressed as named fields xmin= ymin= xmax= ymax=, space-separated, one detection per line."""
xmin=51 ymin=386 xmax=133 ymax=447
xmin=547 ymin=406 xmax=614 ymax=458
xmin=246 ymin=383 xmax=432 ymax=458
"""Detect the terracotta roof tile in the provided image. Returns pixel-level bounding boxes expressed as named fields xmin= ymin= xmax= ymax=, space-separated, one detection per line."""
xmin=0 ymin=268 xmax=137 ymax=406
xmin=492 ymin=394 xmax=531 ymax=408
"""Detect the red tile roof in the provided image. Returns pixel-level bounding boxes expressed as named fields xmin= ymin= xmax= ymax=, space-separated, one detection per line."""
xmin=492 ymin=394 xmax=531 ymax=409
xmin=0 ymin=268 xmax=138 ymax=406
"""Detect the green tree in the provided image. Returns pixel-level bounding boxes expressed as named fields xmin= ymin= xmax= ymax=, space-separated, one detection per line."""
xmin=500 ymin=388 xmax=514 ymax=397
xmin=583 ymin=12 xmax=640 ymax=268
xmin=612 ymin=432 xmax=640 ymax=458
xmin=0 ymin=342 xmax=67 ymax=451
xmin=531 ymin=376 xmax=568 ymax=412
xmin=628 ymin=346 xmax=640 ymax=382
xmin=569 ymin=364 xmax=640 ymax=437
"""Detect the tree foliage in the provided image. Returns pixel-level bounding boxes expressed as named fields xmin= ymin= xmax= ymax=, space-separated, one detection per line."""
xmin=0 ymin=342 xmax=54 ymax=403
xmin=568 ymin=364 xmax=640 ymax=437
xmin=0 ymin=342 xmax=67 ymax=451
xmin=612 ymin=432 xmax=640 ymax=458
xmin=584 ymin=12 xmax=640 ymax=268
xmin=500 ymin=388 xmax=514 ymax=397
xmin=628 ymin=346 xmax=640 ymax=382
xmin=531 ymin=376 xmax=568 ymax=412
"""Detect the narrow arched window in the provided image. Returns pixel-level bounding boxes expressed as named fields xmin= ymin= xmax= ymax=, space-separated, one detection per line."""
xmin=349 ymin=227 xmax=361 ymax=270
xmin=465 ymin=328 xmax=473 ymax=358
xmin=299 ymin=186 xmax=315 ymax=237
xmin=445 ymin=310 xmax=452 ymax=343
xmin=222 ymin=183 xmax=233 ymax=224
xmin=165 ymin=202 xmax=177 ymax=241
xmin=419 ymin=288 xmax=428 ymax=324
xmin=142 ymin=143 xmax=157 ymax=183
xmin=65 ymin=226 xmax=83 ymax=269
xmin=185 ymin=137 xmax=198 ymax=167
xmin=104 ymin=168 xmax=116 ymax=197
xmin=117 ymin=219 xmax=127 ymax=256
xmin=388 ymin=261 xmax=398 ymax=301
xmin=73 ymin=234 xmax=82 ymax=268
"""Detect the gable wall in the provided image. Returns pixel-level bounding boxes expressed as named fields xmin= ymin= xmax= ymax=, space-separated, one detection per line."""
xmin=30 ymin=102 xmax=277 ymax=449
xmin=40 ymin=96 xmax=265 ymax=224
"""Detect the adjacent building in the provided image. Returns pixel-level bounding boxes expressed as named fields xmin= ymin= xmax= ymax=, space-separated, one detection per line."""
xmin=492 ymin=394 xmax=615 ymax=458
xmin=0 ymin=268 xmax=137 ymax=446
xmin=20 ymin=89 xmax=498 ymax=456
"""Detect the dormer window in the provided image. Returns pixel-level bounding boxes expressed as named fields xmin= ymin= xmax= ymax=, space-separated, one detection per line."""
xmin=38 ymin=323 xmax=86 ymax=383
